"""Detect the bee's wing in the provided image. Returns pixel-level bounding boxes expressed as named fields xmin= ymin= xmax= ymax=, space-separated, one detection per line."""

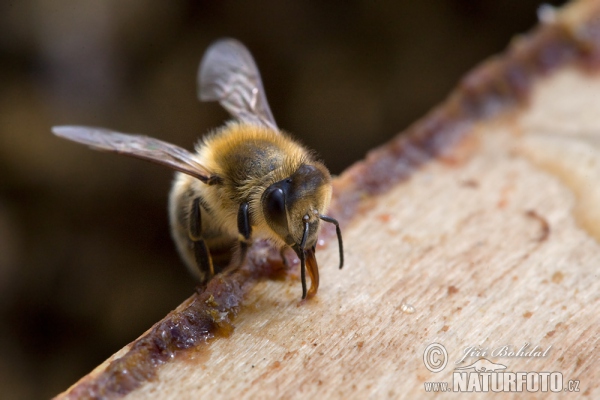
xmin=198 ymin=39 xmax=278 ymax=131
xmin=52 ymin=126 xmax=214 ymax=183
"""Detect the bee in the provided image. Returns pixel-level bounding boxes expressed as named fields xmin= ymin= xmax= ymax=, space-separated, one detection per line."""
xmin=52 ymin=39 xmax=343 ymax=299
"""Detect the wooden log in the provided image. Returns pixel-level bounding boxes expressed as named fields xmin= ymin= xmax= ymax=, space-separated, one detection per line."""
xmin=57 ymin=0 xmax=600 ymax=398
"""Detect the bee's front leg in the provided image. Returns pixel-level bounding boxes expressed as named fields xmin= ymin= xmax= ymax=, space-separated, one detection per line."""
xmin=237 ymin=202 xmax=252 ymax=266
xmin=189 ymin=197 xmax=215 ymax=280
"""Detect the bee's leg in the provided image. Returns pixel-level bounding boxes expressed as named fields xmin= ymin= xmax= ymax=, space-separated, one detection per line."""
xmin=237 ymin=202 xmax=252 ymax=266
xmin=189 ymin=197 xmax=215 ymax=279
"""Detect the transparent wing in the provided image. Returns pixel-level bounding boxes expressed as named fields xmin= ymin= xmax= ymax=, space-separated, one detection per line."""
xmin=52 ymin=126 xmax=214 ymax=183
xmin=198 ymin=38 xmax=278 ymax=131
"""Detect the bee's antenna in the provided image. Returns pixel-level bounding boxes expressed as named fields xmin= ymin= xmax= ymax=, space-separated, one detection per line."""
xmin=300 ymin=216 xmax=310 ymax=250
xmin=297 ymin=217 xmax=310 ymax=299
xmin=319 ymin=215 xmax=344 ymax=269
xmin=298 ymin=249 xmax=306 ymax=299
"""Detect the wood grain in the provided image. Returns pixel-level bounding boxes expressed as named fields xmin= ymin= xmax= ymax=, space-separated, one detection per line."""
xmin=57 ymin=0 xmax=600 ymax=398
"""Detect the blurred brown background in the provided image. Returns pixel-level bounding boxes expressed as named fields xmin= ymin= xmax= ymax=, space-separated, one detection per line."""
xmin=0 ymin=1 xmax=567 ymax=398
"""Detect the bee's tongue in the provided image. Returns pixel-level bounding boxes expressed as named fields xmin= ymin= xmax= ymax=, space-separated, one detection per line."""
xmin=305 ymin=247 xmax=319 ymax=298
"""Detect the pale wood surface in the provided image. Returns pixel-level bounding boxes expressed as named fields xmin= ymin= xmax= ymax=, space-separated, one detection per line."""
xmin=58 ymin=1 xmax=600 ymax=398
xmin=126 ymin=68 xmax=599 ymax=399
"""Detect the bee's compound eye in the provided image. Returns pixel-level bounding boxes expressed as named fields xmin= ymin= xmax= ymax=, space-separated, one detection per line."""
xmin=263 ymin=181 xmax=292 ymax=242
xmin=264 ymin=186 xmax=288 ymax=231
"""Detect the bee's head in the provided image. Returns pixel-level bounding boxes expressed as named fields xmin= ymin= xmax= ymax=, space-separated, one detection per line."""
xmin=261 ymin=161 xmax=343 ymax=299
xmin=261 ymin=163 xmax=332 ymax=249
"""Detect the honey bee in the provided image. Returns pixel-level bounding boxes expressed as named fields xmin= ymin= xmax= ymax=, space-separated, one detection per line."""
xmin=52 ymin=39 xmax=343 ymax=299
